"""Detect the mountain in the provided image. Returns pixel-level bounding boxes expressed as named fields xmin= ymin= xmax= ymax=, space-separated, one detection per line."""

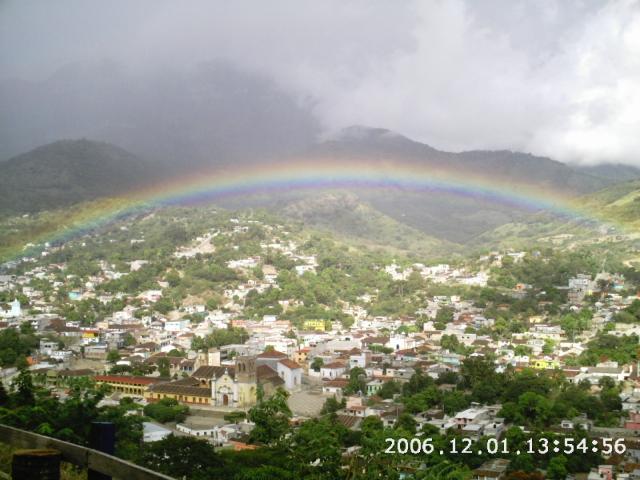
xmin=297 ymin=127 xmax=620 ymax=242
xmin=0 ymin=60 xmax=320 ymax=166
xmin=314 ymin=126 xmax=615 ymax=193
xmin=580 ymin=179 xmax=640 ymax=228
xmin=220 ymin=126 xmax=617 ymax=244
xmin=0 ymin=139 xmax=149 ymax=215
xmin=572 ymin=163 xmax=640 ymax=183
xmin=281 ymin=191 xmax=454 ymax=257
xmin=2 ymin=124 xmax=637 ymax=244
xmin=467 ymin=177 xmax=640 ymax=254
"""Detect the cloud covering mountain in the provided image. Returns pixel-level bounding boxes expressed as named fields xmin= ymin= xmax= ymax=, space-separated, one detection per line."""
xmin=2 ymin=1 xmax=640 ymax=165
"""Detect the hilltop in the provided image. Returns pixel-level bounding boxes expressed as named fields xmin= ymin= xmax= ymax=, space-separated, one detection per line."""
xmin=581 ymin=179 xmax=640 ymax=228
xmin=312 ymin=126 xmax=632 ymax=194
xmin=281 ymin=191 xmax=456 ymax=257
xmin=3 ymin=127 xmax=640 ymax=247
xmin=0 ymin=139 xmax=150 ymax=215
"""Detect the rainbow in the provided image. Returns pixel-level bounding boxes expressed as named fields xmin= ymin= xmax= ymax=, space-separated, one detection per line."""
xmin=2 ymin=157 xmax=616 ymax=261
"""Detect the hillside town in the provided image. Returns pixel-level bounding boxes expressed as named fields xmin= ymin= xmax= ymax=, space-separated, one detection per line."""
xmin=1 ymin=209 xmax=640 ymax=479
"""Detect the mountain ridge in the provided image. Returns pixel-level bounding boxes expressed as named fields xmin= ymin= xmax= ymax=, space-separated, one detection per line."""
xmin=3 ymin=128 xmax=640 ymax=244
xmin=0 ymin=139 xmax=151 ymax=215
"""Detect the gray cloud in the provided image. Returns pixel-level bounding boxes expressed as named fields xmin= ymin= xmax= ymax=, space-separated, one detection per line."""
xmin=1 ymin=0 xmax=639 ymax=165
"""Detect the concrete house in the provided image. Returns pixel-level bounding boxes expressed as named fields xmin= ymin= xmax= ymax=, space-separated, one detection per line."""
xmin=276 ymin=359 xmax=302 ymax=390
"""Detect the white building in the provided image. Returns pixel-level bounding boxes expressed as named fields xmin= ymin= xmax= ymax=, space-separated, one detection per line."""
xmin=277 ymin=359 xmax=302 ymax=390
xmin=165 ymin=319 xmax=190 ymax=332
xmin=143 ymin=422 xmax=172 ymax=442
xmin=0 ymin=299 xmax=21 ymax=318
xmin=386 ymin=334 xmax=416 ymax=351
xmin=321 ymin=362 xmax=347 ymax=379
xmin=176 ymin=423 xmax=216 ymax=438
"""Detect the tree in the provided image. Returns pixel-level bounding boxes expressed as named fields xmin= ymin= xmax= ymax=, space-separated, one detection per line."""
xmin=19 ymin=322 xmax=34 ymax=335
xmin=139 ymin=434 xmax=222 ymax=479
xmin=165 ymin=270 xmax=181 ymax=288
xmin=154 ymin=297 xmax=173 ymax=314
xmin=344 ymin=367 xmax=366 ymax=395
xmin=440 ymin=334 xmax=468 ymax=354
xmin=0 ymin=382 xmax=9 ymax=407
xmin=206 ymin=297 xmax=219 ymax=311
xmin=598 ymin=376 xmax=616 ymax=390
xmin=516 ymin=392 xmax=553 ymax=427
xmin=514 ymin=345 xmax=533 ymax=356
xmin=542 ymin=339 xmax=555 ymax=355
xmin=442 ymin=391 xmax=470 ymax=415
xmin=98 ymin=401 xmax=144 ymax=460
xmin=360 ymin=415 xmax=384 ymax=436
xmin=403 ymin=386 xmax=442 ymax=413
xmin=310 ymin=357 xmax=324 ymax=372
xmin=460 ymin=356 xmax=497 ymax=389
xmin=395 ymin=413 xmax=417 ymax=434
xmin=321 ymin=396 xmax=345 ymax=415
xmin=415 ymin=461 xmax=470 ymax=480
xmin=378 ymin=380 xmax=401 ymax=399
xmin=143 ymin=398 xmax=189 ymax=423
xmin=600 ymin=388 xmax=622 ymax=412
xmin=122 ymin=333 xmax=136 ymax=347
xmin=0 ymin=328 xmax=38 ymax=367
xmin=403 ymin=367 xmax=434 ymax=396
xmin=157 ymin=357 xmax=171 ymax=378
xmin=508 ymin=454 xmax=536 ymax=474
xmin=285 ymin=330 xmax=297 ymax=340
xmin=107 ymin=350 xmax=121 ymax=363
xmin=248 ymin=388 xmax=292 ymax=445
xmin=224 ymin=411 xmax=247 ymax=424
xmin=191 ymin=327 xmax=249 ymax=351
xmin=288 ymin=418 xmax=342 ymax=479
xmin=436 ymin=371 xmax=459 ymax=385
xmin=11 ymin=368 xmax=35 ymax=406
xmin=546 ymin=456 xmax=568 ymax=480
xmin=435 ymin=306 xmax=454 ymax=324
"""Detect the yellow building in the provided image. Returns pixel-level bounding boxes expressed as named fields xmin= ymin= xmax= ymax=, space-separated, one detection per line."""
xmin=94 ymin=375 xmax=159 ymax=396
xmin=145 ymin=383 xmax=211 ymax=405
xmin=144 ymin=356 xmax=284 ymax=408
xmin=293 ymin=348 xmax=310 ymax=365
xmin=303 ymin=320 xmax=326 ymax=332
xmin=209 ymin=356 xmax=258 ymax=407
xmin=531 ymin=359 xmax=560 ymax=370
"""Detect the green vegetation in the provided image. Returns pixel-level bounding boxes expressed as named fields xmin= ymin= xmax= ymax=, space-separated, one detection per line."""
xmin=191 ymin=327 xmax=249 ymax=351
xmin=0 ymin=140 xmax=150 ymax=216
xmin=613 ymin=299 xmax=640 ymax=323
xmin=143 ymin=398 xmax=189 ymax=423
xmin=578 ymin=333 xmax=639 ymax=366
xmin=247 ymin=388 xmax=292 ymax=445
xmin=489 ymin=249 xmax=601 ymax=291
xmin=3 ymin=174 xmax=640 ymax=480
xmin=0 ymin=370 xmax=143 ymax=460
xmin=0 ymin=328 xmax=38 ymax=367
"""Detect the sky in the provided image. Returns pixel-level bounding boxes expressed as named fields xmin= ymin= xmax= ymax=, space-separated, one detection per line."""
xmin=1 ymin=0 xmax=640 ymax=165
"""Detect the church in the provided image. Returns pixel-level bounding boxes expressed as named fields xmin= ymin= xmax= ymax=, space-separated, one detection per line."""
xmin=192 ymin=351 xmax=284 ymax=408
xmin=146 ymin=349 xmax=285 ymax=408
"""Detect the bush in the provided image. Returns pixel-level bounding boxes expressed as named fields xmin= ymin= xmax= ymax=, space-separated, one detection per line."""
xmin=144 ymin=398 xmax=189 ymax=423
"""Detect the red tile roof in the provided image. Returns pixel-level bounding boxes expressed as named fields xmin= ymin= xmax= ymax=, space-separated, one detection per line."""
xmin=323 ymin=361 xmax=346 ymax=369
xmin=278 ymin=359 xmax=301 ymax=370
xmin=257 ymin=350 xmax=287 ymax=358
xmin=94 ymin=375 xmax=159 ymax=385
xmin=324 ymin=379 xmax=349 ymax=388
